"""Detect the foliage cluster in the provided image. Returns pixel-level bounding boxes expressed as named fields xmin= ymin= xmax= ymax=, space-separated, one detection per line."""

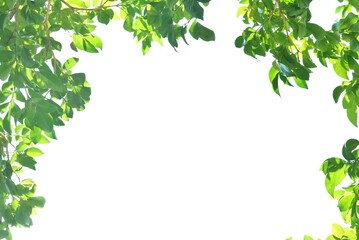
xmin=0 ymin=0 xmax=358 ymax=239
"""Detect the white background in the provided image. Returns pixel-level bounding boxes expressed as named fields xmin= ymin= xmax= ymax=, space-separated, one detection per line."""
xmin=13 ymin=0 xmax=359 ymax=239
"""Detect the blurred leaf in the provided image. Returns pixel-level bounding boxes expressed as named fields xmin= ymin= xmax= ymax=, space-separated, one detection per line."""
xmin=25 ymin=148 xmax=44 ymax=157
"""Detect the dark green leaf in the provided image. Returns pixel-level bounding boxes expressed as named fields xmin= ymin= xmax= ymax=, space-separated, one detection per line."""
xmin=16 ymin=154 xmax=37 ymax=170
xmin=36 ymin=69 xmax=65 ymax=93
xmin=342 ymin=139 xmax=359 ymax=160
xmin=234 ymin=36 xmax=244 ymax=48
xmin=189 ymin=21 xmax=215 ymax=41
xmin=307 ymin=23 xmax=326 ymax=40
xmin=184 ymin=0 xmax=204 ymax=20
xmin=0 ymin=230 xmax=8 ymax=239
xmin=348 ymin=0 xmax=359 ymax=11
xmin=28 ymin=197 xmax=45 ymax=208
xmin=15 ymin=204 xmax=32 ymax=227
xmin=333 ymin=85 xmax=345 ymax=103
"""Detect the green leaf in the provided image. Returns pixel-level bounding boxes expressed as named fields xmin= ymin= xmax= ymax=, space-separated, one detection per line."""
xmin=97 ymin=9 xmax=114 ymax=25
xmin=184 ymin=0 xmax=204 ymax=20
xmin=18 ymin=47 xmax=36 ymax=68
xmin=0 ymin=174 xmax=9 ymax=194
xmin=84 ymin=35 xmax=102 ymax=50
xmin=333 ymin=85 xmax=345 ymax=103
xmin=63 ymin=57 xmax=79 ymax=70
xmin=307 ymin=23 xmax=326 ymax=40
xmin=350 ymin=37 xmax=359 ymax=52
xmin=236 ymin=6 xmax=248 ymax=16
xmin=234 ymin=36 xmax=244 ymax=48
xmin=348 ymin=0 xmax=359 ymax=11
xmin=0 ymin=230 xmax=8 ymax=239
xmin=342 ymin=139 xmax=359 ymax=160
xmin=303 ymin=235 xmax=313 ymax=240
xmin=325 ymin=32 xmax=340 ymax=45
xmin=338 ymin=194 xmax=355 ymax=213
xmin=16 ymin=155 xmax=37 ymax=170
xmin=25 ymin=147 xmax=44 ymax=157
xmin=0 ymin=62 xmax=13 ymax=80
xmin=269 ymin=65 xmax=280 ymax=95
xmin=294 ymin=77 xmax=308 ymax=89
xmin=332 ymin=223 xmax=344 ymax=238
xmin=66 ymin=0 xmax=87 ymax=8
xmin=325 ymin=167 xmax=347 ymax=196
xmin=189 ymin=21 xmax=215 ymax=41
xmin=0 ymin=50 xmax=15 ymax=62
xmin=28 ymin=197 xmax=46 ymax=208
xmin=15 ymin=204 xmax=32 ymax=227
xmin=294 ymin=64 xmax=310 ymax=81
xmin=302 ymin=51 xmax=316 ymax=68
xmin=342 ymin=92 xmax=356 ymax=109
xmin=0 ymin=14 xmax=8 ymax=30
xmin=333 ymin=61 xmax=349 ymax=80
xmin=73 ymin=34 xmax=84 ymax=50
xmin=347 ymin=107 xmax=357 ymax=127
xmin=36 ymin=70 xmax=65 ymax=93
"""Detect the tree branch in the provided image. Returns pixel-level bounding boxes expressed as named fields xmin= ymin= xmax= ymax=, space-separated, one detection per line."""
xmin=60 ymin=0 xmax=122 ymax=11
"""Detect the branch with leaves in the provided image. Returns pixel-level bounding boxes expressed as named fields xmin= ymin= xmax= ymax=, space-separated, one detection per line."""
xmin=0 ymin=0 xmax=358 ymax=239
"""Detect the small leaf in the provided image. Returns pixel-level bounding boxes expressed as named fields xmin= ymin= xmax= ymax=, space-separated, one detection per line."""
xmin=16 ymin=155 xmax=37 ymax=170
xmin=347 ymin=107 xmax=357 ymax=127
xmin=333 ymin=85 xmax=345 ymax=103
xmin=333 ymin=61 xmax=349 ymax=79
xmin=294 ymin=77 xmax=308 ymax=89
xmin=342 ymin=138 xmax=359 ymax=160
xmin=332 ymin=223 xmax=344 ymax=238
xmin=25 ymin=147 xmax=44 ymax=157
xmin=28 ymin=196 xmax=46 ymax=208
xmin=189 ymin=21 xmax=215 ymax=41
xmin=234 ymin=36 xmax=244 ymax=48
xmin=269 ymin=66 xmax=280 ymax=95
xmin=15 ymin=204 xmax=33 ymax=227
xmin=63 ymin=57 xmax=79 ymax=70
xmin=303 ymin=235 xmax=313 ymax=240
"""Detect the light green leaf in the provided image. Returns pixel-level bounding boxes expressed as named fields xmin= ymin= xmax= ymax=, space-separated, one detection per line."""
xmin=332 ymin=223 xmax=344 ymax=238
xmin=338 ymin=193 xmax=355 ymax=212
xmin=236 ymin=6 xmax=247 ymax=16
xmin=63 ymin=57 xmax=79 ymax=70
xmin=25 ymin=147 xmax=44 ymax=157
xmin=73 ymin=34 xmax=84 ymax=50
xmin=342 ymin=92 xmax=356 ymax=109
xmin=347 ymin=107 xmax=357 ymax=126
xmin=333 ymin=61 xmax=349 ymax=79
xmin=303 ymin=235 xmax=313 ymax=240
xmin=294 ymin=77 xmax=308 ymax=89
xmin=66 ymin=0 xmax=87 ymax=8
xmin=84 ymin=35 xmax=102 ymax=50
